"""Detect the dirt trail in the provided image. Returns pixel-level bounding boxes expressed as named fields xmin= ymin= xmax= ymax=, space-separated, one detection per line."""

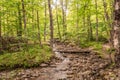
xmin=0 ymin=44 xmax=120 ymax=80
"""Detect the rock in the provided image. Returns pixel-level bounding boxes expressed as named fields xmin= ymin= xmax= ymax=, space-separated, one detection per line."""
xmin=40 ymin=63 xmax=48 ymax=67
xmin=32 ymin=74 xmax=39 ymax=77
xmin=50 ymin=65 xmax=56 ymax=68
xmin=67 ymin=75 xmax=73 ymax=78
xmin=60 ymin=68 xmax=68 ymax=71
xmin=67 ymin=71 xmax=74 ymax=75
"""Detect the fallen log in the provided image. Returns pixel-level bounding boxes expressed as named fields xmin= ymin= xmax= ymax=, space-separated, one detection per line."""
xmin=55 ymin=49 xmax=91 ymax=53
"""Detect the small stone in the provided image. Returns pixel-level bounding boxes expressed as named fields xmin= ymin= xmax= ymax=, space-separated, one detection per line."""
xmin=40 ymin=63 xmax=48 ymax=67
xmin=67 ymin=75 xmax=73 ymax=78
xmin=67 ymin=72 xmax=74 ymax=75
xmin=60 ymin=68 xmax=68 ymax=71
xmin=50 ymin=65 xmax=56 ymax=68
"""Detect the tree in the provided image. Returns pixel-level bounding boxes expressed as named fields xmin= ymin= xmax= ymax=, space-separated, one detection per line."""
xmin=21 ymin=0 xmax=27 ymax=35
xmin=0 ymin=8 xmax=1 ymax=38
xmin=113 ymin=0 xmax=120 ymax=65
xmin=61 ymin=0 xmax=67 ymax=39
xmin=56 ymin=0 xmax=61 ymax=40
xmin=95 ymin=0 xmax=99 ymax=41
xmin=44 ymin=0 xmax=47 ymax=41
xmin=48 ymin=0 xmax=54 ymax=47
xmin=102 ymin=0 xmax=114 ymax=48
xmin=17 ymin=3 xmax=22 ymax=37
xmin=37 ymin=10 xmax=42 ymax=46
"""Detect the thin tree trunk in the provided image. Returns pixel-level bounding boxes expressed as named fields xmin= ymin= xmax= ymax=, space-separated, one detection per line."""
xmin=61 ymin=0 xmax=65 ymax=38
xmin=37 ymin=10 xmax=42 ymax=46
xmin=76 ymin=0 xmax=79 ymax=29
xmin=21 ymin=0 xmax=28 ymax=49
xmin=102 ymin=0 xmax=114 ymax=47
xmin=61 ymin=0 xmax=67 ymax=39
xmin=95 ymin=0 xmax=99 ymax=41
xmin=0 ymin=8 xmax=1 ymax=38
xmin=102 ymin=0 xmax=112 ymax=28
xmin=6 ymin=11 xmax=9 ymax=35
xmin=17 ymin=4 xmax=22 ymax=37
xmin=102 ymin=14 xmax=110 ymax=38
xmin=48 ymin=0 xmax=54 ymax=47
xmin=0 ymin=8 xmax=2 ymax=52
xmin=56 ymin=0 xmax=61 ymax=40
xmin=83 ymin=5 xmax=86 ymax=29
xmin=21 ymin=0 xmax=27 ymax=35
xmin=44 ymin=1 xmax=47 ymax=41
xmin=32 ymin=4 xmax=34 ymax=30
xmin=87 ymin=2 xmax=93 ymax=41
xmin=65 ymin=0 xmax=67 ymax=30
xmin=2 ymin=8 xmax=5 ymax=35
xmin=110 ymin=0 xmax=114 ymax=21
xmin=87 ymin=14 xmax=93 ymax=41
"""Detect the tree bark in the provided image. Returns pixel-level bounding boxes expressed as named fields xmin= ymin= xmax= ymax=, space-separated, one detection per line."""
xmin=87 ymin=14 xmax=93 ymax=41
xmin=0 ymin=8 xmax=1 ymax=38
xmin=61 ymin=0 xmax=65 ymax=38
xmin=102 ymin=0 xmax=112 ymax=28
xmin=83 ymin=5 xmax=86 ymax=30
xmin=37 ymin=10 xmax=42 ymax=46
xmin=48 ymin=0 xmax=54 ymax=47
xmin=56 ymin=0 xmax=61 ymax=40
xmin=17 ymin=3 xmax=22 ymax=37
xmin=21 ymin=0 xmax=27 ymax=34
xmin=95 ymin=0 xmax=99 ymax=41
xmin=61 ymin=0 xmax=67 ymax=39
xmin=113 ymin=0 xmax=120 ymax=65
xmin=32 ymin=3 xmax=34 ymax=30
xmin=76 ymin=0 xmax=79 ymax=29
xmin=44 ymin=1 xmax=47 ymax=42
xmin=102 ymin=0 xmax=114 ymax=47
xmin=87 ymin=1 xmax=93 ymax=41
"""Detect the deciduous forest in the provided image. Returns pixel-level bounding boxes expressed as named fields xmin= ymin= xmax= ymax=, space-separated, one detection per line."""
xmin=0 ymin=0 xmax=120 ymax=80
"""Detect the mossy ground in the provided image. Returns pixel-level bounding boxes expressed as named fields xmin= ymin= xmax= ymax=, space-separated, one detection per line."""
xmin=0 ymin=44 xmax=53 ymax=71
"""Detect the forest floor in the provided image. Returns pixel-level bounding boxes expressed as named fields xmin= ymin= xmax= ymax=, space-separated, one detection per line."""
xmin=0 ymin=43 xmax=120 ymax=80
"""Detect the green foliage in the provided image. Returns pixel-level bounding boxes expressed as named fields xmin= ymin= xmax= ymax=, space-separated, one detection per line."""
xmin=79 ymin=41 xmax=103 ymax=50
xmin=0 ymin=45 xmax=52 ymax=71
xmin=0 ymin=0 xmax=113 ymax=71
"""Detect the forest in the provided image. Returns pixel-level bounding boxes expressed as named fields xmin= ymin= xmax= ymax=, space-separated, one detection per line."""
xmin=0 ymin=0 xmax=120 ymax=80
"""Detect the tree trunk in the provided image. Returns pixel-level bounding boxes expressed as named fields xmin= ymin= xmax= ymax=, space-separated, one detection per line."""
xmin=37 ymin=10 xmax=42 ymax=46
xmin=0 ymin=8 xmax=2 ymax=52
xmin=48 ymin=0 xmax=54 ymax=47
xmin=83 ymin=5 xmax=86 ymax=29
xmin=44 ymin=1 xmax=47 ymax=42
xmin=61 ymin=0 xmax=65 ymax=38
xmin=102 ymin=0 xmax=114 ymax=47
xmin=76 ymin=0 xmax=79 ymax=29
xmin=21 ymin=0 xmax=27 ymax=35
xmin=0 ymin=8 xmax=1 ymax=38
xmin=61 ymin=0 xmax=67 ymax=39
xmin=56 ymin=0 xmax=62 ymax=40
xmin=95 ymin=0 xmax=99 ymax=41
xmin=87 ymin=2 xmax=93 ymax=41
xmin=102 ymin=0 xmax=112 ymax=28
xmin=32 ymin=4 xmax=34 ymax=30
xmin=65 ymin=0 xmax=67 ymax=30
xmin=17 ymin=3 xmax=22 ymax=37
xmin=87 ymin=14 xmax=93 ymax=41
xmin=113 ymin=0 xmax=120 ymax=65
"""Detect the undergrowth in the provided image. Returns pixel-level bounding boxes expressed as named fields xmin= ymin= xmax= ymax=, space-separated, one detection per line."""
xmin=0 ymin=45 xmax=53 ymax=71
xmin=79 ymin=41 xmax=103 ymax=50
